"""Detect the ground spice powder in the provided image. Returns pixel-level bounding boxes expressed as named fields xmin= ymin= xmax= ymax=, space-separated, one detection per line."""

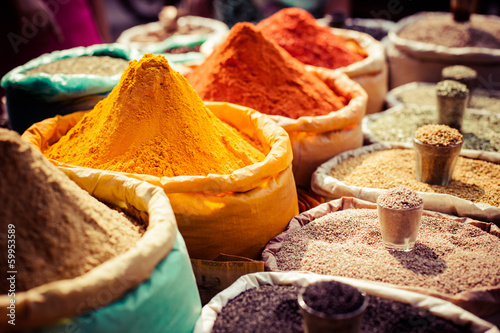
xmin=257 ymin=7 xmax=366 ymax=69
xmin=329 ymin=149 xmax=500 ymax=207
xmin=187 ymin=22 xmax=346 ymax=119
xmin=277 ymin=209 xmax=500 ymax=295
xmin=0 ymin=129 xmax=142 ymax=293
xmin=45 ymin=54 xmax=265 ymax=177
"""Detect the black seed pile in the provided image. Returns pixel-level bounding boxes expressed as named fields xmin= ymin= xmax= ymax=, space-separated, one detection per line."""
xmin=212 ymin=285 xmax=302 ymax=333
xmin=301 ymin=280 xmax=364 ymax=316
xmin=212 ymin=284 xmax=471 ymax=333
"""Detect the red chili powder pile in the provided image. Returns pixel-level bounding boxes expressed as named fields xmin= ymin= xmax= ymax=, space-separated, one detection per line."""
xmin=257 ymin=7 xmax=366 ymax=69
xmin=187 ymin=22 xmax=347 ymax=119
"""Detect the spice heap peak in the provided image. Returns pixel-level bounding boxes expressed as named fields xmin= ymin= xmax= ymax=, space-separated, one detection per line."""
xmin=187 ymin=22 xmax=346 ymax=119
xmin=45 ymin=54 xmax=265 ymax=177
xmin=257 ymin=7 xmax=366 ymax=69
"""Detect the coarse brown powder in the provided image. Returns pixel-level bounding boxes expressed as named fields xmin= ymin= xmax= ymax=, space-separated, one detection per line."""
xmin=377 ymin=187 xmax=423 ymax=209
xmin=0 ymin=129 xmax=143 ymax=294
xmin=276 ymin=209 xmax=500 ymax=295
xmin=415 ymin=124 xmax=463 ymax=146
xmin=328 ymin=149 xmax=500 ymax=207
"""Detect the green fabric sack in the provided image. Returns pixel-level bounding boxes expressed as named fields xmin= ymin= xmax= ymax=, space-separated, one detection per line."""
xmin=1 ymin=43 xmax=136 ymax=133
xmin=34 ymin=232 xmax=202 ymax=333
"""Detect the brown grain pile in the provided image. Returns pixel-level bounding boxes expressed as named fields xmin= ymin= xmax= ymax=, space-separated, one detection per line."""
xmin=276 ymin=209 xmax=500 ymax=295
xmin=398 ymin=14 xmax=500 ymax=49
xmin=378 ymin=187 xmax=423 ymax=210
xmin=23 ymin=56 xmax=129 ymax=76
xmin=328 ymin=149 xmax=500 ymax=207
xmin=0 ymin=129 xmax=143 ymax=294
xmin=415 ymin=124 xmax=463 ymax=146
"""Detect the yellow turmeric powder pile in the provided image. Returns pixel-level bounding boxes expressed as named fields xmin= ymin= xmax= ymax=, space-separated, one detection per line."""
xmin=44 ymin=54 xmax=266 ymax=177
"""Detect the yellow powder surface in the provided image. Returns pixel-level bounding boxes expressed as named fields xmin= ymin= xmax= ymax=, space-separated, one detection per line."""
xmin=45 ymin=54 xmax=266 ymax=177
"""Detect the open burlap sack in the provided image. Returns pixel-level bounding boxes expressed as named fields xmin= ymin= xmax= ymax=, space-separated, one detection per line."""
xmin=0 ymin=172 xmax=201 ymax=333
xmin=22 ymin=102 xmax=298 ymax=261
xmin=386 ymin=12 xmax=500 ymax=89
xmin=194 ymin=271 xmax=499 ymax=333
xmin=261 ymin=197 xmax=500 ymax=320
xmin=312 ymin=142 xmax=500 ymax=224
xmin=266 ymin=70 xmax=367 ymax=187
xmin=305 ymin=27 xmax=388 ymax=115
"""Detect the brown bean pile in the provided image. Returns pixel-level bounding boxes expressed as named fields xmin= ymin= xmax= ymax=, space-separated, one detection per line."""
xmin=328 ymin=149 xmax=500 ymax=207
xmin=378 ymin=186 xmax=423 ymax=209
xmin=415 ymin=124 xmax=463 ymax=146
xmin=23 ymin=56 xmax=129 ymax=76
xmin=398 ymin=14 xmax=500 ymax=48
xmin=276 ymin=209 xmax=500 ymax=295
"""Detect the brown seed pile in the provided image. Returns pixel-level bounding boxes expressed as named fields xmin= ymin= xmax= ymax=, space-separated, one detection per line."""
xmin=0 ymin=129 xmax=143 ymax=293
xmin=23 ymin=56 xmax=130 ymax=76
xmin=398 ymin=14 xmax=500 ymax=49
xmin=435 ymin=80 xmax=469 ymax=99
xmin=377 ymin=187 xmax=423 ymax=210
xmin=328 ymin=149 xmax=500 ymax=207
xmin=415 ymin=124 xmax=463 ymax=146
xmin=276 ymin=209 xmax=500 ymax=295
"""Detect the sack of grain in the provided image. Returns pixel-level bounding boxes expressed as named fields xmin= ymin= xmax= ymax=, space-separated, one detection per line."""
xmin=22 ymin=101 xmax=298 ymax=261
xmin=386 ymin=12 xmax=500 ymax=89
xmin=362 ymin=104 xmax=500 ymax=153
xmin=194 ymin=271 xmax=498 ymax=333
xmin=0 ymin=44 xmax=134 ymax=134
xmin=306 ymin=28 xmax=388 ymax=115
xmin=311 ymin=142 xmax=500 ymax=224
xmin=0 ymin=129 xmax=201 ymax=333
xmin=261 ymin=197 xmax=500 ymax=320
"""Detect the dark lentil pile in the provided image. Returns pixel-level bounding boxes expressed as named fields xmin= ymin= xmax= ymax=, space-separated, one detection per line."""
xmin=276 ymin=209 xmax=500 ymax=295
xmin=23 ymin=56 xmax=129 ymax=76
xmin=301 ymin=280 xmax=364 ymax=316
xmin=414 ymin=124 xmax=463 ymax=146
xmin=378 ymin=186 xmax=423 ymax=210
xmin=367 ymin=105 xmax=500 ymax=152
xmin=362 ymin=296 xmax=469 ymax=333
xmin=398 ymin=14 xmax=500 ymax=48
xmin=328 ymin=149 xmax=500 ymax=206
xmin=212 ymin=285 xmax=302 ymax=333
xmin=212 ymin=284 xmax=471 ymax=332
xmin=436 ymin=80 xmax=468 ymax=99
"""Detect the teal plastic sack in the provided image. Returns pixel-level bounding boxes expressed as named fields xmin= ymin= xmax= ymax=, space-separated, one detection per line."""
xmin=34 ymin=232 xmax=201 ymax=333
xmin=1 ymin=43 xmax=135 ymax=133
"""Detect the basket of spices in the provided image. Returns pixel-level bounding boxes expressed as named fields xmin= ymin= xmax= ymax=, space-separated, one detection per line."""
xmin=386 ymin=11 xmax=500 ymax=89
xmin=117 ymin=6 xmax=228 ymax=62
xmin=256 ymin=7 xmax=387 ymax=114
xmin=22 ymin=53 xmax=298 ymax=263
xmin=1 ymin=43 xmax=133 ymax=134
xmin=187 ymin=22 xmax=367 ymax=186
xmin=0 ymin=129 xmax=201 ymax=333
xmin=193 ymin=272 xmax=498 ymax=333
xmin=262 ymin=197 xmax=500 ymax=320
xmin=311 ymin=142 xmax=500 ymax=223
xmin=364 ymin=104 xmax=500 ymax=153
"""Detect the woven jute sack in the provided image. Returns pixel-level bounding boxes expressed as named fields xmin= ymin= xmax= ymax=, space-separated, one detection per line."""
xmin=261 ymin=197 xmax=500 ymax=321
xmin=386 ymin=12 xmax=500 ymax=89
xmin=306 ymin=27 xmax=388 ymax=115
xmin=194 ymin=271 xmax=499 ymax=333
xmin=311 ymin=142 xmax=500 ymax=224
xmin=22 ymin=102 xmax=298 ymax=261
xmin=0 ymin=173 xmax=201 ymax=333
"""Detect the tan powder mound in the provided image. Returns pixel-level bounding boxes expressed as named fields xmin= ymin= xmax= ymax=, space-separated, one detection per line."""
xmin=44 ymin=54 xmax=265 ymax=177
xmin=187 ymin=22 xmax=347 ymax=119
xmin=0 ymin=129 xmax=143 ymax=294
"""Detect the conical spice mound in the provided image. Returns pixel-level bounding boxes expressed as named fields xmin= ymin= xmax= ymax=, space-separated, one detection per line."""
xmin=45 ymin=54 xmax=265 ymax=177
xmin=187 ymin=22 xmax=347 ymax=119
